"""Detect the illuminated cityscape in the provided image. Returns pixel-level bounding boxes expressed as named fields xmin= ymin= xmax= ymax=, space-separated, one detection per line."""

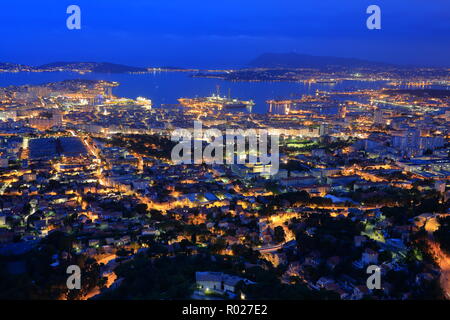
xmin=0 ymin=0 xmax=449 ymax=304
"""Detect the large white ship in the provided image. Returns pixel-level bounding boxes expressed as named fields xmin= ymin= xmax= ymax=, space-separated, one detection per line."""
xmin=178 ymin=88 xmax=254 ymax=110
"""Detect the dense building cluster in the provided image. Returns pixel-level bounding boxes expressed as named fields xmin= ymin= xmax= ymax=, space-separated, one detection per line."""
xmin=0 ymin=74 xmax=449 ymax=300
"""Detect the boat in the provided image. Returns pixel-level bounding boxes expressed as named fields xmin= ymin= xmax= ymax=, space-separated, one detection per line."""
xmin=315 ymin=80 xmax=338 ymax=84
xmin=136 ymin=96 xmax=152 ymax=109
xmin=178 ymin=92 xmax=254 ymax=110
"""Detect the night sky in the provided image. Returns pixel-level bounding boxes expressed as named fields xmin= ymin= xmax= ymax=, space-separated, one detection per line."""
xmin=1 ymin=0 xmax=449 ymax=67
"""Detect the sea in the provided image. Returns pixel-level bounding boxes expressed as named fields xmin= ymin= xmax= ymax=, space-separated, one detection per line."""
xmin=0 ymin=71 xmax=409 ymax=114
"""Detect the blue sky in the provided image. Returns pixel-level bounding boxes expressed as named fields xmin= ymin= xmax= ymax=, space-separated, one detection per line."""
xmin=0 ymin=0 xmax=449 ymax=67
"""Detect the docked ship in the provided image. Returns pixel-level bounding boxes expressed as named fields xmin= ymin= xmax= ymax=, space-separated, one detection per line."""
xmin=178 ymin=88 xmax=254 ymax=111
xmin=136 ymin=96 xmax=153 ymax=109
xmin=315 ymin=80 xmax=338 ymax=84
xmin=304 ymin=79 xmax=339 ymax=85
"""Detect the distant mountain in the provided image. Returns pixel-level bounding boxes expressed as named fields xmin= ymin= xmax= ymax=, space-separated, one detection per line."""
xmin=38 ymin=62 xmax=147 ymax=73
xmin=249 ymin=53 xmax=395 ymax=69
xmin=0 ymin=62 xmax=25 ymax=69
xmin=0 ymin=62 xmax=34 ymax=71
xmin=0 ymin=61 xmax=148 ymax=73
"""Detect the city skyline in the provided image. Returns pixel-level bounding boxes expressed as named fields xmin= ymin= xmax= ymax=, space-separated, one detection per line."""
xmin=0 ymin=0 xmax=449 ymax=306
